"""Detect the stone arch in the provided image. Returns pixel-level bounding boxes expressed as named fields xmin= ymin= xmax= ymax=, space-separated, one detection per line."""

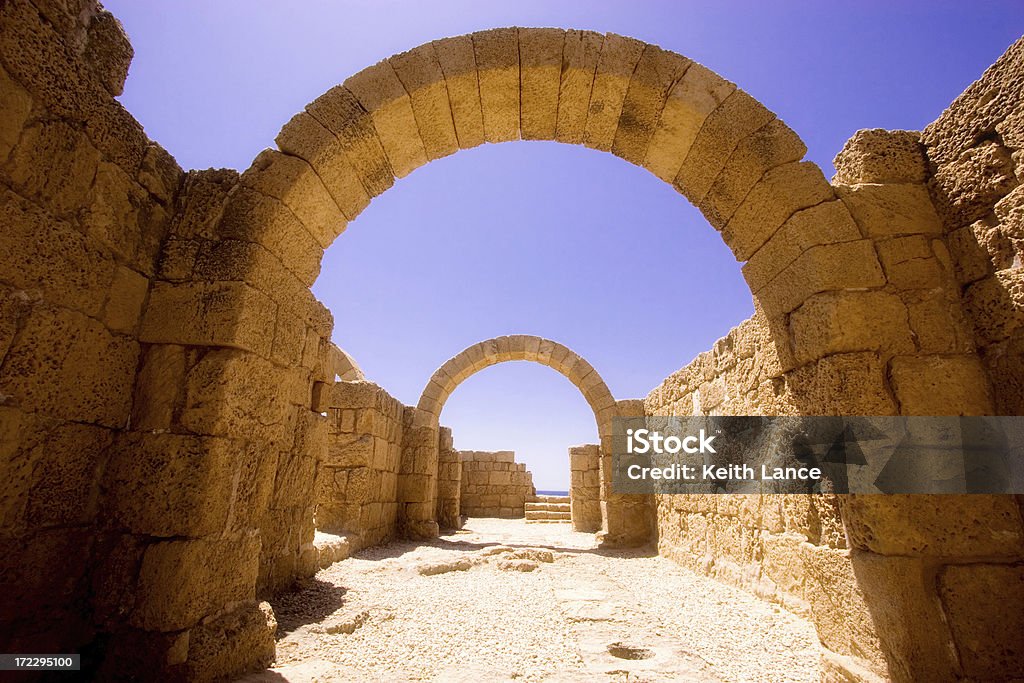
xmin=415 ymin=335 xmax=616 ymax=441
xmin=217 ymin=27 xmax=860 ymax=325
xmin=130 ymin=27 xmax=995 ymax=682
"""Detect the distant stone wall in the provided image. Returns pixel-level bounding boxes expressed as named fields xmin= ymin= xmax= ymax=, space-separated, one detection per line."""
xmin=459 ymin=450 xmax=536 ymax=518
xmin=318 ymin=381 xmax=403 ymax=551
xmin=435 ymin=427 xmax=462 ymax=529
xmin=568 ymin=445 xmax=601 ymax=532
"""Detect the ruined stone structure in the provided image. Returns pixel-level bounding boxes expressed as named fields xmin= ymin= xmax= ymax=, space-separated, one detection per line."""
xmin=0 ymin=1 xmax=1022 ymax=679
xmin=568 ymin=444 xmax=602 ymax=532
xmin=458 ymin=450 xmax=536 ymax=518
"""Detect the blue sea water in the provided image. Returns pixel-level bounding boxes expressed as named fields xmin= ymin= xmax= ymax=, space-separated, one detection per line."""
xmin=536 ymin=490 xmax=569 ymax=496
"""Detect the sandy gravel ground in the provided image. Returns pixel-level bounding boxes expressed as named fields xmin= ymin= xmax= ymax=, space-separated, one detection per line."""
xmin=238 ymin=518 xmax=820 ymax=682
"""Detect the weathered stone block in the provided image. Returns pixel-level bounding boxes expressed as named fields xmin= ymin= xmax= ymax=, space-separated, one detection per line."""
xmin=132 ymin=534 xmax=260 ymax=631
xmin=790 ymin=291 xmax=914 ymax=364
xmin=186 ymin=601 xmax=276 ymax=681
xmin=555 ymin=30 xmax=603 ymax=145
xmin=102 ymin=265 xmax=149 ymax=333
xmin=723 ymin=161 xmax=834 ymax=261
xmin=612 ymin=44 xmax=690 ymax=165
xmin=644 ymin=62 xmax=735 ymax=183
xmin=889 ymin=355 xmax=993 ymax=415
xmin=275 ymin=111 xmax=371 ymax=221
xmin=519 ymin=28 xmax=564 ymax=141
xmin=432 ymin=35 xmax=485 ymax=149
xmin=676 ymin=89 xmax=776 ymax=206
xmin=389 ymin=44 xmax=459 ymax=159
xmin=4 ymin=120 xmax=100 ymax=217
xmin=833 ymin=129 xmax=928 ymax=185
xmin=584 ymin=33 xmax=644 ymax=151
xmin=345 ymin=60 xmax=427 ymax=177
xmin=844 ymin=494 xmax=1023 ymax=557
xmin=473 ymin=28 xmax=520 ymax=143
xmin=0 ymin=303 xmax=137 ymax=427
xmin=305 ymin=85 xmax=395 ymax=197
xmin=939 ymin=563 xmax=1024 ymax=679
xmin=701 ymin=118 xmax=806 ymax=228
xmin=106 ymin=433 xmax=241 ymax=537
xmin=140 ymin=281 xmax=276 ymax=357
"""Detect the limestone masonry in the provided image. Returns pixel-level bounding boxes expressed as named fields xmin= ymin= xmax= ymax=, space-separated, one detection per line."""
xmin=458 ymin=450 xmax=536 ymax=518
xmin=0 ymin=2 xmax=1021 ymax=680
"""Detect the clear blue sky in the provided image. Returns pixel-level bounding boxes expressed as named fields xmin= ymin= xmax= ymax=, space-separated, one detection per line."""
xmin=107 ymin=1 xmax=1022 ymax=490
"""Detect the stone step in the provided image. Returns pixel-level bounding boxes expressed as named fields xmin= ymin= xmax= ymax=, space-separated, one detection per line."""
xmin=525 ymin=501 xmax=570 ymax=513
xmin=525 ymin=510 xmax=571 ymax=521
xmin=532 ymin=495 xmax=570 ymax=504
xmin=525 ymin=518 xmax=571 ymax=524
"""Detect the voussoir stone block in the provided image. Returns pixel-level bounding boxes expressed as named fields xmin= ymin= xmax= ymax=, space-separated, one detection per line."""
xmin=240 ymin=149 xmax=346 ymax=248
xmin=742 ymin=200 xmax=862 ymax=292
xmin=473 ymin=28 xmax=520 ymax=143
xmin=584 ymin=33 xmax=645 ymax=151
xmin=644 ymin=62 xmax=735 ymax=183
xmin=389 ymin=44 xmax=459 ymax=160
xmin=519 ymin=28 xmax=565 ymax=141
xmin=345 ymin=60 xmax=427 ymax=178
xmin=755 ymin=239 xmax=886 ymax=316
xmin=432 ymin=35 xmax=485 ymax=149
xmin=675 ymin=90 xmax=775 ymax=205
xmin=555 ymin=30 xmax=603 ymax=145
xmin=305 ymin=85 xmax=396 ymax=197
xmin=218 ymin=187 xmax=323 ymax=286
xmin=275 ymin=111 xmax=371 ymax=222
xmin=701 ymin=118 xmax=807 ymax=229
xmin=724 ymin=161 xmax=834 ymax=261
xmin=612 ymin=44 xmax=691 ymax=165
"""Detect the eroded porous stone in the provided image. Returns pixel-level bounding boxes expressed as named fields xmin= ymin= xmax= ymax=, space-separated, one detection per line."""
xmin=1 ymin=6 xmax=1022 ymax=681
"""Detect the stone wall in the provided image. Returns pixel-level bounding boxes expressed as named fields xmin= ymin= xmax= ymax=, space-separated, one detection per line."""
xmin=920 ymin=39 xmax=1024 ymax=417
xmin=644 ymin=317 xmax=872 ymax=674
xmin=459 ymin=450 xmax=536 ymax=518
xmin=317 ymin=381 xmax=403 ymax=552
xmin=568 ymin=444 xmax=601 ymax=532
xmin=0 ymin=0 xmax=217 ymax=671
xmin=435 ymin=427 xmax=462 ymax=529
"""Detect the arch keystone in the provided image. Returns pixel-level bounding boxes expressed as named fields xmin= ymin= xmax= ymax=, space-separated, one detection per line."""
xmin=473 ymin=28 xmax=521 ymax=143
xmin=519 ymin=28 xmax=566 ymax=140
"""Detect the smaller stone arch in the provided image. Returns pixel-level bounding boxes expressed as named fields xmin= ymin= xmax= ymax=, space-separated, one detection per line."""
xmin=415 ymin=334 xmax=617 ymax=440
xmin=327 ymin=342 xmax=365 ymax=381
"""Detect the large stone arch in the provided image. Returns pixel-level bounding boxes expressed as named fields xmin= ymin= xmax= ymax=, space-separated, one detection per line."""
xmin=415 ymin=335 xmax=616 ymax=440
xmin=125 ymin=27 xmax=1005 ymax=682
